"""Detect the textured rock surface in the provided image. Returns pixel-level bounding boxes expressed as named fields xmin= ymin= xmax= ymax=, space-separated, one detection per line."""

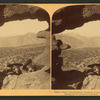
xmin=52 ymin=5 xmax=100 ymax=34
xmin=2 ymin=70 xmax=50 ymax=89
xmin=0 ymin=5 xmax=50 ymax=26
xmin=82 ymin=75 xmax=100 ymax=90
xmin=33 ymin=31 xmax=50 ymax=68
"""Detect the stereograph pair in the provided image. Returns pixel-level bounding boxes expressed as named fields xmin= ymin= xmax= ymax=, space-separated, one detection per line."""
xmin=0 ymin=4 xmax=100 ymax=91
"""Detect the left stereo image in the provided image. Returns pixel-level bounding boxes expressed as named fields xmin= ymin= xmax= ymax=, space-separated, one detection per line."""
xmin=0 ymin=4 xmax=50 ymax=89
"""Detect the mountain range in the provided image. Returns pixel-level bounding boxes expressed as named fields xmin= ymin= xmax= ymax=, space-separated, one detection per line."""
xmin=1 ymin=32 xmax=100 ymax=48
xmin=55 ymin=33 xmax=100 ymax=48
xmin=0 ymin=32 xmax=45 ymax=47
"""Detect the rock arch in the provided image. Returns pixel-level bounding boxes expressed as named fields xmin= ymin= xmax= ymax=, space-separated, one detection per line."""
xmin=0 ymin=4 xmax=50 ymax=68
xmin=52 ymin=5 xmax=100 ymax=34
xmin=0 ymin=4 xmax=50 ymax=89
xmin=52 ymin=5 xmax=100 ymax=89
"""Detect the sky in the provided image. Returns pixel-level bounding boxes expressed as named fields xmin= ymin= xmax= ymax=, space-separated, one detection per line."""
xmin=0 ymin=19 xmax=48 ymax=37
xmin=60 ymin=20 xmax=100 ymax=37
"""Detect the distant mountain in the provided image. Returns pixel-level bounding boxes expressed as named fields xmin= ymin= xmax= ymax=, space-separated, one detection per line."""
xmin=0 ymin=32 xmax=45 ymax=47
xmin=55 ymin=33 xmax=100 ymax=48
xmin=86 ymin=37 xmax=100 ymax=48
xmin=55 ymin=34 xmax=83 ymax=48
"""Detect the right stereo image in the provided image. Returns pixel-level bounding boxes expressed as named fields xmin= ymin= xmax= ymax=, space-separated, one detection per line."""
xmin=52 ymin=5 xmax=100 ymax=90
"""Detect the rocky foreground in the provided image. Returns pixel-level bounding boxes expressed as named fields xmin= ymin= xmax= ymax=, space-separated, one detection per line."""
xmin=82 ymin=75 xmax=100 ymax=90
xmin=1 ymin=69 xmax=50 ymax=89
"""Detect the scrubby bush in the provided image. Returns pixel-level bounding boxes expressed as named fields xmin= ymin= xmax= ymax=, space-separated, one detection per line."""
xmin=0 ymin=45 xmax=45 ymax=71
xmin=61 ymin=47 xmax=100 ymax=72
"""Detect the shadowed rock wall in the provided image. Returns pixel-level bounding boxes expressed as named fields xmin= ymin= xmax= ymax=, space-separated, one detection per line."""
xmin=0 ymin=5 xmax=50 ymax=26
xmin=52 ymin=5 xmax=100 ymax=89
xmin=52 ymin=5 xmax=100 ymax=34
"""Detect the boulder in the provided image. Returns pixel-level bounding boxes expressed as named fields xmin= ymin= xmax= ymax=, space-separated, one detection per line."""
xmin=2 ymin=70 xmax=50 ymax=89
xmin=82 ymin=75 xmax=100 ymax=90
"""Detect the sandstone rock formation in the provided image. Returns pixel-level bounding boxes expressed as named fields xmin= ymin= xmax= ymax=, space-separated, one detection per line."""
xmin=2 ymin=70 xmax=50 ymax=89
xmin=82 ymin=75 xmax=100 ymax=90
xmin=33 ymin=31 xmax=50 ymax=68
xmin=0 ymin=4 xmax=50 ymax=89
xmin=52 ymin=5 xmax=100 ymax=34
xmin=2 ymin=5 xmax=49 ymax=25
xmin=52 ymin=5 xmax=100 ymax=89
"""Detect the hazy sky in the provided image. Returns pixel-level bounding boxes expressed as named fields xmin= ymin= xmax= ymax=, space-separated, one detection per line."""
xmin=61 ymin=20 xmax=100 ymax=37
xmin=0 ymin=19 xmax=48 ymax=37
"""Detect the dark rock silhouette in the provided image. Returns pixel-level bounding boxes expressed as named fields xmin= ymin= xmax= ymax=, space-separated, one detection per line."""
xmin=88 ymin=64 xmax=100 ymax=68
xmin=23 ymin=59 xmax=33 ymax=72
xmin=52 ymin=36 xmax=86 ymax=89
xmin=52 ymin=5 xmax=100 ymax=89
xmin=3 ymin=5 xmax=50 ymax=24
xmin=52 ymin=70 xmax=86 ymax=89
xmin=52 ymin=35 xmax=77 ymax=89
xmin=7 ymin=63 xmax=23 ymax=67
xmin=0 ymin=71 xmax=6 ymax=89
xmin=52 ymin=5 xmax=100 ymax=34
xmin=84 ymin=64 xmax=100 ymax=75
